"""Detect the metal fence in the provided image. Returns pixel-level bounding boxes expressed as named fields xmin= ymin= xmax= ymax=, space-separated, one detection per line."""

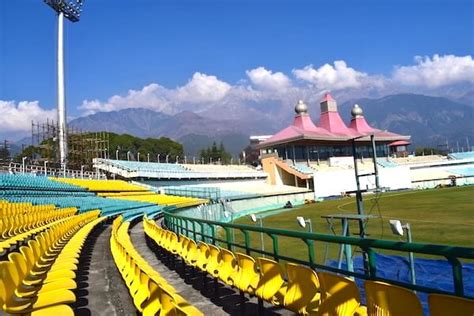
xmin=163 ymin=211 xmax=474 ymax=299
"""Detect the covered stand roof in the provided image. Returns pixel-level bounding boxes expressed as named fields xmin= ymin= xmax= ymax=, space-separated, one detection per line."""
xmin=260 ymin=93 xmax=410 ymax=148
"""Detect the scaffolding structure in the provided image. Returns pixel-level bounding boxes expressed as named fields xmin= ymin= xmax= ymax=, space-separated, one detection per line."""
xmin=31 ymin=120 xmax=109 ymax=170
xmin=0 ymin=140 xmax=11 ymax=163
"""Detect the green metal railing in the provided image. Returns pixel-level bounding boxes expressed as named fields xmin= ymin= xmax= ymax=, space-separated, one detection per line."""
xmin=163 ymin=211 xmax=474 ymax=299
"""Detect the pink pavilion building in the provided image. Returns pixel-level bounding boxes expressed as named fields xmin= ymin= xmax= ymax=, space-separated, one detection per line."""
xmin=258 ymin=93 xmax=411 ymax=162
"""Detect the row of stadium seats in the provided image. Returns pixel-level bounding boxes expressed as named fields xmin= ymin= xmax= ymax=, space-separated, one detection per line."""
xmin=182 ymin=163 xmax=258 ymax=173
xmin=94 ymin=158 xmax=267 ymax=179
xmin=144 ymin=218 xmax=474 ymax=315
xmin=0 ymin=174 xmax=86 ymax=192
xmin=448 ymin=151 xmax=474 ymax=160
xmin=105 ymin=160 xmax=188 ymax=172
xmin=2 ymin=195 xmax=153 ymax=216
xmin=99 ymin=192 xmax=206 ymax=209
xmin=50 ymin=178 xmax=147 ymax=192
xmin=110 ymin=216 xmax=203 ymax=315
xmin=0 ymin=201 xmax=77 ymax=249
xmin=290 ymin=163 xmax=317 ymax=174
xmin=0 ymin=210 xmax=104 ymax=315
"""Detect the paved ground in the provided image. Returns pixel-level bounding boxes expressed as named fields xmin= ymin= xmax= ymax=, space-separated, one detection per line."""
xmin=72 ymin=220 xmax=138 ymax=316
xmin=128 ymin=219 xmax=291 ymax=316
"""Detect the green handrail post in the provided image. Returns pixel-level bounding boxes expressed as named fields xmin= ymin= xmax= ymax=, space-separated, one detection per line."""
xmin=366 ymin=248 xmax=377 ymax=279
xmin=225 ymin=227 xmax=233 ymax=250
xmin=179 ymin=218 xmax=184 ymax=235
xmin=305 ymin=239 xmax=316 ymax=267
xmin=192 ymin=221 xmax=197 ymax=241
xmin=270 ymin=234 xmax=279 ymax=261
xmin=210 ymin=223 xmax=216 ymax=245
xmin=197 ymin=222 xmax=203 ymax=241
xmin=447 ymin=256 xmax=464 ymax=296
xmin=241 ymin=229 xmax=251 ymax=255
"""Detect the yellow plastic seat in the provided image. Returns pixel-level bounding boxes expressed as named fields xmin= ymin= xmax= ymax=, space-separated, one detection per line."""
xmin=0 ymin=261 xmax=76 ymax=314
xmin=205 ymin=245 xmax=221 ymax=278
xmin=195 ymin=242 xmax=210 ymax=272
xmin=30 ymin=304 xmax=74 ymax=316
xmin=218 ymin=248 xmax=237 ymax=286
xmin=255 ymin=257 xmax=286 ymax=305
xmin=365 ymin=280 xmax=422 ymax=316
xmin=229 ymin=252 xmax=260 ymax=295
xmin=184 ymin=239 xmax=199 ymax=267
xmin=428 ymin=293 xmax=474 ymax=316
xmin=283 ymin=263 xmax=321 ymax=315
xmin=317 ymin=271 xmax=366 ymax=316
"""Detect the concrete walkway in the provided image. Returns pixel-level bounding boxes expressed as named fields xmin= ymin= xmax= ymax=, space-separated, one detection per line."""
xmin=128 ymin=220 xmax=291 ymax=316
xmin=73 ymin=221 xmax=137 ymax=316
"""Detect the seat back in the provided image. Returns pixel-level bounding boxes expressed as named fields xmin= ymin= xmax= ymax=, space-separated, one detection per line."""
xmin=283 ymin=263 xmax=320 ymax=314
xmin=218 ymin=248 xmax=237 ymax=284
xmin=255 ymin=257 xmax=286 ymax=302
xmin=317 ymin=271 xmax=362 ymax=316
xmin=179 ymin=236 xmax=190 ymax=257
xmin=8 ymin=252 xmax=28 ymax=281
xmin=185 ymin=239 xmax=199 ymax=264
xmin=233 ymin=252 xmax=260 ymax=293
xmin=428 ymin=293 xmax=474 ymax=316
xmin=195 ymin=242 xmax=210 ymax=271
xmin=0 ymin=261 xmax=20 ymax=306
xmin=206 ymin=244 xmax=221 ymax=276
xmin=365 ymin=280 xmax=423 ymax=316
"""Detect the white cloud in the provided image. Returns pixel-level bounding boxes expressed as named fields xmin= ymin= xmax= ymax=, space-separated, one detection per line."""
xmin=246 ymin=67 xmax=292 ymax=91
xmin=78 ymin=54 xmax=474 ymax=117
xmin=173 ymin=72 xmax=231 ymax=103
xmin=80 ymin=72 xmax=231 ymax=115
xmin=80 ymin=83 xmax=170 ymax=115
xmin=292 ymin=60 xmax=368 ymax=90
xmin=393 ymin=54 xmax=474 ymax=88
xmin=0 ymin=100 xmax=56 ymax=133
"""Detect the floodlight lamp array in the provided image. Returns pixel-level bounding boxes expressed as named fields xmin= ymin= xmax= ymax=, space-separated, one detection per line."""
xmin=44 ymin=0 xmax=84 ymax=22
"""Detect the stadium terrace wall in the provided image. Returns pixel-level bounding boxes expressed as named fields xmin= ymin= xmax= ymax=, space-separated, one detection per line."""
xmin=175 ymin=191 xmax=315 ymax=222
xmin=313 ymin=165 xmax=411 ymax=198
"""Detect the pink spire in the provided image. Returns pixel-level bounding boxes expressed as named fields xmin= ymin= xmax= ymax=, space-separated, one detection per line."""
xmin=321 ymin=92 xmax=335 ymax=103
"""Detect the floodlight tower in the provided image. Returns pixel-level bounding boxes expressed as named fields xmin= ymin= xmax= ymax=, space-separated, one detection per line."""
xmin=44 ymin=0 xmax=84 ymax=170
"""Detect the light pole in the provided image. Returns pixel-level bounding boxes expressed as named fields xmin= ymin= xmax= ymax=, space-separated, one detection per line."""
xmin=127 ymin=151 xmax=131 ymax=161
xmin=137 ymin=152 xmax=140 ymax=161
xmin=44 ymin=160 xmax=48 ymax=176
xmin=147 ymin=153 xmax=150 ymax=163
xmin=44 ymin=0 xmax=84 ymax=170
xmin=296 ymin=216 xmax=313 ymax=232
xmin=116 ymin=149 xmax=119 ymax=160
xmin=81 ymin=165 xmax=85 ymax=179
xmin=250 ymin=214 xmax=265 ymax=257
xmin=389 ymin=220 xmax=416 ymax=285
xmin=22 ymin=157 xmax=27 ymax=174
xmin=157 ymin=154 xmax=160 ymax=163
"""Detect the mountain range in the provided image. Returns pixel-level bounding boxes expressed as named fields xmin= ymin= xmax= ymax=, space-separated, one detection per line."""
xmin=67 ymin=93 xmax=473 ymax=156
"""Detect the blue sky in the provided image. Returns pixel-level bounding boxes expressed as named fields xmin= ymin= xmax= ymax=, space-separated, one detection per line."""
xmin=0 ymin=0 xmax=473 ymax=137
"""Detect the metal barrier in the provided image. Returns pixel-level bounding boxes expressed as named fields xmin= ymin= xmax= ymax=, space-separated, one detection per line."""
xmin=163 ymin=211 xmax=474 ymax=299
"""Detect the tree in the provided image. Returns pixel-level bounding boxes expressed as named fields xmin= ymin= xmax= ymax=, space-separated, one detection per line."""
xmin=199 ymin=141 xmax=232 ymax=164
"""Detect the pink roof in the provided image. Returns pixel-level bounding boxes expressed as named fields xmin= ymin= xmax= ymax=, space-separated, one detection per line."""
xmin=321 ymin=92 xmax=335 ymax=103
xmin=388 ymin=140 xmax=411 ymax=146
xmin=349 ymin=116 xmax=374 ymax=133
xmin=319 ymin=111 xmax=358 ymax=136
xmin=259 ymin=96 xmax=410 ymax=148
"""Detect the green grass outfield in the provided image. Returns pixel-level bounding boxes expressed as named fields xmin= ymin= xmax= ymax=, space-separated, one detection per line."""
xmin=232 ymin=185 xmax=473 ymax=263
